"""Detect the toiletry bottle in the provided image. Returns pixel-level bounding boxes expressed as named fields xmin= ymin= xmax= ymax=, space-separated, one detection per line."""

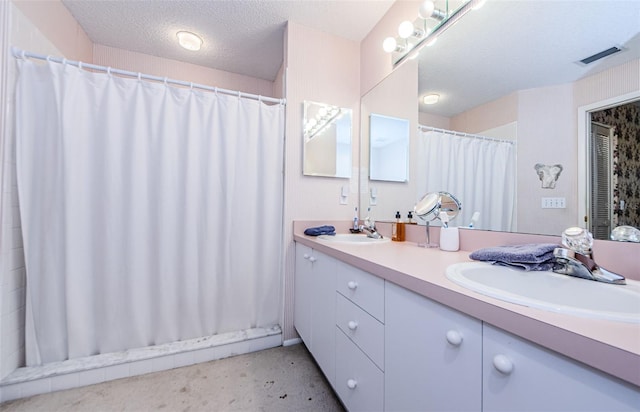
xmin=352 ymin=207 xmax=359 ymax=232
xmin=439 ymin=211 xmax=459 ymax=251
xmin=392 ymin=211 xmax=405 ymax=242
xmin=407 ymin=211 xmax=416 ymax=224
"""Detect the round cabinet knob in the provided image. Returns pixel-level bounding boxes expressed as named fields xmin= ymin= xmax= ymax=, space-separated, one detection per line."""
xmin=303 ymin=253 xmax=310 ymax=259
xmin=348 ymin=321 xmax=358 ymax=330
xmin=347 ymin=379 xmax=358 ymax=389
xmin=445 ymin=330 xmax=463 ymax=346
xmin=347 ymin=281 xmax=358 ymax=290
xmin=308 ymin=256 xmax=317 ymax=263
xmin=493 ymin=354 xmax=514 ymax=375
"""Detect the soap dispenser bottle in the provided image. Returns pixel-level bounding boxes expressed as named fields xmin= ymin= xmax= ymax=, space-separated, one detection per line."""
xmin=392 ymin=211 xmax=405 ymax=242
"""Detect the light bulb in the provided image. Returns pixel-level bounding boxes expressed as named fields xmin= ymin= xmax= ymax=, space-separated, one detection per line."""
xmin=382 ymin=37 xmax=398 ymax=53
xmin=423 ymin=94 xmax=439 ymax=104
xmin=176 ymin=31 xmax=203 ymax=51
xmin=318 ymin=107 xmax=327 ymax=117
xmin=418 ymin=0 xmax=435 ymax=19
xmin=398 ymin=21 xmax=415 ymax=39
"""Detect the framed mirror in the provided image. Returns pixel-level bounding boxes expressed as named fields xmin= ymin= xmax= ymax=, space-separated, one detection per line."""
xmin=303 ymin=100 xmax=352 ymax=178
xmin=369 ymin=113 xmax=410 ymax=182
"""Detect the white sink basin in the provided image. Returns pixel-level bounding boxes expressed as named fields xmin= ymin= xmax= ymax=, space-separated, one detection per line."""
xmin=446 ymin=262 xmax=640 ymax=323
xmin=317 ymin=233 xmax=390 ymax=244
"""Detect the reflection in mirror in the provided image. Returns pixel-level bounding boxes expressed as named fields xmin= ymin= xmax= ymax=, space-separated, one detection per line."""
xmin=414 ymin=191 xmax=461 ymax=247
xmin=362 ymin=0 xmax=640 ymax=239
xmin=589 ymin=100 xmax=640 ymax=240
xmin=369 ymin=113 xmax=410 ymax=182
xmin=416 ymin=126 xmax=516 ymax=231
xmin=303 ymin=101 xmax=352 ymax=178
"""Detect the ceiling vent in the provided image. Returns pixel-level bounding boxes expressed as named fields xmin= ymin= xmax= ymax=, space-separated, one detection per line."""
xmin=578 ymin=46 xmax=623 ymax=65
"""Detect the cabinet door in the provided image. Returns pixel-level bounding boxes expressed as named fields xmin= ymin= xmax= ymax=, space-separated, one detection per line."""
xmin=483 ymin=324 xmax=640 ymax=412
xmin=310 ymin=249 xmax=337 ymax=386
xmin=385 ymin=281 xmax=482 ymax=412
xmin=294 ymin=244 xmax=313 ymax=344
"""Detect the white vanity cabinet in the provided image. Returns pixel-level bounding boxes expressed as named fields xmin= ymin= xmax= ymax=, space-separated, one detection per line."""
xmin=335 ymin=261 xmax=385 ymax=412
xmin=385 ymin=281 xmax=482 ymax=412
xmin=294 ymin=243 xmax=337 ymax=385
xmin=483 ymin=324 xmax=640 ymax=412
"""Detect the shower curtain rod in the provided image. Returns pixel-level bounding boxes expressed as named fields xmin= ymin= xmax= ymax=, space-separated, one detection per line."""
xmin=12 ymin=47 xmax=286 ymax=105
xmin=419 ymin=125 xmax=515 ymax=144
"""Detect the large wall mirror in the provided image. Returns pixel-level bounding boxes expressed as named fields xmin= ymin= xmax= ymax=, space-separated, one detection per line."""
xmin=303 ymin=100 xmax=352 ymax=178
xmin=360 ymin=0 xmax=640 ymax=239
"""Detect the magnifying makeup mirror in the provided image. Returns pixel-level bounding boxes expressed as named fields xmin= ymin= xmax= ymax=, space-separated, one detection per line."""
xmin=414 ymin=191 xmax=461 ymax=247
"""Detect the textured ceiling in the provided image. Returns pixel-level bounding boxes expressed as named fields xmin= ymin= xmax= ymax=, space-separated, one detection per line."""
xmin=61 ymin=0 xmax=395 ymax=81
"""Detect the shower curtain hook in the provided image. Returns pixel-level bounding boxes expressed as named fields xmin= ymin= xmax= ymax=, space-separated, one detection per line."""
xmin=163 ymin=77 xmax=168 ymax=86
xmin=78 ymin=61 xmax=83 ymax=70
xmin=189 ymin=82 xmax=194 ymax=90
xmin=138 ymin=72 xmax=142 ymax=81
xmin=46 ymin=55 xmax=51 ymax=62
xmin=214 ymin=87 xmax=218 ymax=95
xmin=20 ymin=50 xmax=26 ymax=60
xmin=62 ymin=58 xmax=67 ymax=66
xmin=107 ymin=67 xmax=111 ymax=76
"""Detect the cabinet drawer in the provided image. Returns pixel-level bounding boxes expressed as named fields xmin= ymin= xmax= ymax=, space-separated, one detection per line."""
xmin=336 ymin=261 xmax=384 ymax=322
xmin=336 ymin=292 xmax=384 ymax=370
xmin=335 ymin=328 xmax=384 ymax=412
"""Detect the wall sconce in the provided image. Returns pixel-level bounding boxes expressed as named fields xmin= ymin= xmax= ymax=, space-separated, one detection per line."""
xmin=382 ymin=0 xmax=484 ymax=66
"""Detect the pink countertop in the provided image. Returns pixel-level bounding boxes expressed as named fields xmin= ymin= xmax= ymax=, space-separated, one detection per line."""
xmin=293 ymin=221 xmax=640 ymax=388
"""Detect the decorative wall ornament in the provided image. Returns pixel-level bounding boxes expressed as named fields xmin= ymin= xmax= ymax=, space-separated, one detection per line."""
xmin=535 ymin=163 xmax=563 ymax=189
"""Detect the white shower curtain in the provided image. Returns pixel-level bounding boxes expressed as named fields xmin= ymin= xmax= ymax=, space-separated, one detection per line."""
xmin=417 ymin=129 xmax=516 ymax=231
xmin=15 ymin=59 xmax=284 ymax=366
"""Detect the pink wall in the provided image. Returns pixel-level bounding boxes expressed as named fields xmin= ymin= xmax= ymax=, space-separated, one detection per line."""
xmin=451 ymin=92 xmax=518 ymax=133
xmin=282 ymin=22 xmax=361 ymax=341
xmin=93 ymin=45 xmax=274 ymax=97
xmin=12 ymin=0 xmax=92 ymax=62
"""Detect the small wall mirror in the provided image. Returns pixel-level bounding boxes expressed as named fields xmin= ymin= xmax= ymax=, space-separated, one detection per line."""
xmin=303 ymin=101 xmax=352 ymax=178
xmin=369 ymin=113 xmax=409 ymax=182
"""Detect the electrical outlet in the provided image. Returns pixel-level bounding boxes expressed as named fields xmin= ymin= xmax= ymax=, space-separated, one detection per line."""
xmin=541 ymin=197 xmax=566 ymax=209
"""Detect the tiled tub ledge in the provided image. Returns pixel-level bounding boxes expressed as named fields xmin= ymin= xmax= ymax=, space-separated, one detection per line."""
xmin=0 ymin=326 xmax=282 ymax=403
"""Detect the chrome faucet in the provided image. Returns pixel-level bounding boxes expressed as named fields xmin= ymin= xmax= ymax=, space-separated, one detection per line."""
xmin=360 ymin=224 xmax=382 ymax=239
xmin=552 ymin=227 xmax=626 ymax=285
xmin=360 ymin=211 xmax=382 ymax=239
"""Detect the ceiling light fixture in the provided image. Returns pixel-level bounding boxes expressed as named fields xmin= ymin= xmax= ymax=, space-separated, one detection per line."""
xmin=423 ymin=94 xmax=440 ymax=105
xmin=177 ymin=31 xmax=203 ymax=51
xmin=383 ymin=0 xmax=483 ymax=66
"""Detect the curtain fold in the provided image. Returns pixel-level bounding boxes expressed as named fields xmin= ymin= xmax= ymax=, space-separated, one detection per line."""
xmin=16 ymin=60 xmax=284 ymax=365
xmin=417 ymin=129 xmax=516 ymax=231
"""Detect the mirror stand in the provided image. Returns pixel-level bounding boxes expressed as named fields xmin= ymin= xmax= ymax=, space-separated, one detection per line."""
xmin=418 ymin=221 xmax=439 ymax=248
